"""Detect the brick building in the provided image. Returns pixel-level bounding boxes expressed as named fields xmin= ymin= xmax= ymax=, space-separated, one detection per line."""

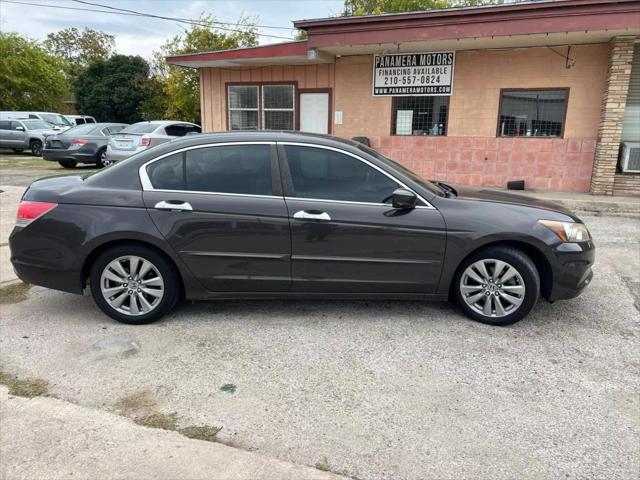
xmin=167 ymin=0 xmax=640 ymax=195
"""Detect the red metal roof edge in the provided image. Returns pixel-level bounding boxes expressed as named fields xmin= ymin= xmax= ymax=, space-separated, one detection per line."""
xmin=165 ymin=40 xmax=308 ymax=63
xmin=294 ymin=0 xmax=638 ymax=28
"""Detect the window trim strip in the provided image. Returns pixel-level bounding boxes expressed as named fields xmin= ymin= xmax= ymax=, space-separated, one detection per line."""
xmin=138 ymin=140 xmax=434 ymax=209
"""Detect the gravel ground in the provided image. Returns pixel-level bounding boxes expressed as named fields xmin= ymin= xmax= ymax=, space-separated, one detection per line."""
xmin=1 ymin=210 xmax=638 ymax=480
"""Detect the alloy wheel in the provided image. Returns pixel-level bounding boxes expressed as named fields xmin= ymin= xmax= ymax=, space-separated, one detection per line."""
xmin=100 ymin=255 xmax=165 ymax=316
xmin=459 ymin=258 xmax=526 ymax=318
xmin=99 ymin=151 xmax=111 ymax=167
xmin=31 ymin=141 xmax=42 ymax=156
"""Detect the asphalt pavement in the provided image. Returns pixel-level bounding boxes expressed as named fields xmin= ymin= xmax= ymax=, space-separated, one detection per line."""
xmin=0 ymin=151 xmax=639 ymax=479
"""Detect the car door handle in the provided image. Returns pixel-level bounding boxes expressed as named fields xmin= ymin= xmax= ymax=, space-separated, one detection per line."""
xmin=154 ymin=200 xmax=193 ymax=211
xmin=292 ymin=210 xmax=331 ymax=221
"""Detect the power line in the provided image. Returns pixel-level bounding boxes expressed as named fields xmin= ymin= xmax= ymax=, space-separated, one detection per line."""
xmin=70 ymin=0 xmax=294 ymax=39
xmin=1 ymin=0 xmax=296 ymax=39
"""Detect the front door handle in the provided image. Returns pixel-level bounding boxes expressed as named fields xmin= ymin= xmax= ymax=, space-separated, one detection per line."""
xmin=154 ymin=200 xmax=193 ymax=211
xmin=292 ymin=210 xmax=331 ymax=221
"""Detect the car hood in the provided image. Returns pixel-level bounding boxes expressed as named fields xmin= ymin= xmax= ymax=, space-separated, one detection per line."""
xmin=452 ymin=185 xmax=577 ymax=218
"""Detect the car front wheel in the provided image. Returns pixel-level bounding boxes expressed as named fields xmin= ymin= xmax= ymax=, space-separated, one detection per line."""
xmin=453 ymin=246 xmax=540 ymax=326
xmin=89 ymin=244 xmax=180 ymax=324
xmin=30 ymin=140 xmax=43 ymax=156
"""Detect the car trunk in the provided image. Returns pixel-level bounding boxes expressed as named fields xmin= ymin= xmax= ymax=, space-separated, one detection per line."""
xmin=111 ymin=133 xmax=144 ymax=151
xmin=46 ymin=135 xmax=72 ymax=149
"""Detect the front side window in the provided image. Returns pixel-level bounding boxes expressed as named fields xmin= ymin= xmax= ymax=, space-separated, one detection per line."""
xmin=284 ymin=145 xmax=399 ymax=204
xmin=20 ymin=120 xmax=49 ymax=130
xmin=392 ymin=96 xmax=449 ymax=136
xmin=146 ymin=145 xmax=272 ymax=196
xmin=228 ymin=84 xmax=294 ymax=131
xmin=75 ymin=118 xmax=86 ymax=125
xmin=498 ymin=89 xmax=568 ymax=137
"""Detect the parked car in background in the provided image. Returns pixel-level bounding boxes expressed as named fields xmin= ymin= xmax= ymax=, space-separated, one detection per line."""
xmin=0 ymin=112 xmax=72 ymax=132
xmin=64 ymin=115 xmax=97 ymax=126
xmin=43 ymin=123 xmax=128 ymax=168
xmin=106 ymin=121 xmax=201 ymax=162
xmin=0 ymin=119 xmax=57 ymax=156
xmin=9 ymin=132 xmax=594 ymax=325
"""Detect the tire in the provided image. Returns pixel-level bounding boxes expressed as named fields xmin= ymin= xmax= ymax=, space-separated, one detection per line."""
xmin=89 ymin=244 xmax=181 ymax=324
xmin=452 ymin=246 xmax=540 ymax=326
xmin=12 ymin=148 xmax=24 ymax=153
xmin=30 ymin=140 xmax=43 ymax=156
xmin=95 ymin=148 xmax=110 ymax=168
xmin=58 ymin=160 xmax=77 ymax=168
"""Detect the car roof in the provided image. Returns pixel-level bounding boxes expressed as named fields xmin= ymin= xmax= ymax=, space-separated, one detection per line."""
xmin=131 ymin=120 xmax=198 ymax=126
xmin=164 ymin=130 xmax=359 ymax=149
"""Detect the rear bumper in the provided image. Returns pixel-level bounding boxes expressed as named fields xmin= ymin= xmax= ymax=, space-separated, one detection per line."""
xmin=547 ymin=240 xmax=595 ymax=301
xmin=42 ymin=149 xmax=97 ymax=164
xmin=106 ymin=147 xmax=140 ymax=162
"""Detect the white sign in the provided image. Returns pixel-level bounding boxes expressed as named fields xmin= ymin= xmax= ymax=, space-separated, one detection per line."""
xmin=373 ymin=52 xmax=455 ymax=96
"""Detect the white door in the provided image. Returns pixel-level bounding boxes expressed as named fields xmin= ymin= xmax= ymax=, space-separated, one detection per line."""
xmin=299 ymin=92 xmax=329 ymax=134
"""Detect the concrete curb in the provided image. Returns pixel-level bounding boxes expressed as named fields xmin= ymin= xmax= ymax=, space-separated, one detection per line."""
xmin=0 ymin=386 xmax=346 ymax=480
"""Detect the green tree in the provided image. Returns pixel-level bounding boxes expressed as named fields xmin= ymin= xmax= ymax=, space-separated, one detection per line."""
xmin=75 ymin=55 xmax=151 ymax=123
xmin=154 ymin=14 xmax=259 ymax=125
xmin=0 ymin=32 xmax=69 ymax=111
xmin=343 ymin=0 xmax=449 ymax=15
xmin=43 ymin=27 xmax=115 ymax=79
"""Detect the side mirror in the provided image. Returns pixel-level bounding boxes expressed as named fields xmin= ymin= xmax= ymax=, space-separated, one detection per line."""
xmin=391 ymin=188 xmax=417 ymax=209
xmin=15 ymin=126 xmax=24 ymax=131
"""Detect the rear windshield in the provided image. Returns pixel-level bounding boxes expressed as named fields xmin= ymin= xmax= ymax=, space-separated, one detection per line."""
xmin=63 ymin=123 xmax=99 ymax=136
xmin=121 ymin=123 xmax=159 ymax=134
xmin=21 ymin=120 xmax=50 ymax=130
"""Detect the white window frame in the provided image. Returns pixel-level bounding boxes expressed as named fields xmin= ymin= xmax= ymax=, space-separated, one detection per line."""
xmin=262 ymin=85 xmax=295 ymax=131
xmin=227 ymin=85 xmax=259 ymax=130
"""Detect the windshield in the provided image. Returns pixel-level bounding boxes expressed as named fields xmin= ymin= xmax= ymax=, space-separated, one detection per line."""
xmin=40 ymin=113 xmax=72 ymax=126
xmin=63 ymin=123 xmax=99 ymax=136
xmin=356 ymin=143 xmax=444 ymax=197
xmin=21 ymin=120 xmax=50 ymax=130
xmin=121 ymin=123 xmax=158 ymax=134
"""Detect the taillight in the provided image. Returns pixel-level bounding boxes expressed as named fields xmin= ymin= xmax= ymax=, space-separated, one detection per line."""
xmin=139 ymin=137 xmax=151 ymax=147
xmin=16 ymin=201 xmax=57 ymax=227
xmin=71 ymin=138 xmax=88 ymax=145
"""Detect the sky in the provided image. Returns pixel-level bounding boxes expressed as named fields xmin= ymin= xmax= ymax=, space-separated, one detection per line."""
xmin=0 ymin=0 xmax=344 ymax=58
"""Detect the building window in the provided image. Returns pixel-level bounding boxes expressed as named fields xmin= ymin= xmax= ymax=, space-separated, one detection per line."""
xmin=227 ymin=84 xmax=294 ymax=131
xmin=263 ymin=85 xmax=294 ymax=130
xmin=498 ymin=89 xmax=568 ymax=138
xmin=391 ymin=96 xmax=449 ymax=136
xmin=228 ymin=85 xmax=259 ymax=130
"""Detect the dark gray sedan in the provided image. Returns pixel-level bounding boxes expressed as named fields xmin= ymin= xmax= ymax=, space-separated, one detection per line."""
xmin=10 ymin=132 xmax=594 ymax=326
xmin=43 ymin=123 xmax=128 ymax=168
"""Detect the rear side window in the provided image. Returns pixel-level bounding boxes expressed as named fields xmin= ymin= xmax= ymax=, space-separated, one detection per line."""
xmin=146 ymin=153 xmax=184 ymax=191
xmin=146 ymin=145 xmax=272 ymax=196
xmin=0 ymin=121 xmax=11 ymax=130
xmin=283 ymin=145 xmax=399 ymax=204
xmin=86 ymin=117 xmax=96 ymax=123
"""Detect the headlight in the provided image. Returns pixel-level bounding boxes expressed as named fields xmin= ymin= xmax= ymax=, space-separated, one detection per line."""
xmin=539 ymin=220 xmax=590 ymax=242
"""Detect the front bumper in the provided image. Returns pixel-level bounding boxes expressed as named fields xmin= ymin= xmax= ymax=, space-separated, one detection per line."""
xmin=547 ymin=239 xmax=595 ymax=301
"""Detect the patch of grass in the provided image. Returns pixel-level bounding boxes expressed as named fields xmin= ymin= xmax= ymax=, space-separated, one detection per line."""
xmin=0 ymin=282 xmax=31 ymax=305
xmin=135 ymin=412 xmax=178 ymax=430
xmin=178 ymin=425 xmax=223 ymax=442
xmin=0 ymin=370 xmax=48 ymax=398
xmin=315 ymin=456 xmax=331 ymax=472
xmin=113 ymin=390 xmax=157 ymax=415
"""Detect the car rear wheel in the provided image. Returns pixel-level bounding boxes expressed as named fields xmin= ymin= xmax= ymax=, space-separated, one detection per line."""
xmin=89 ymin=244 xmax=180 ymax=324
xmin=453 ymin=246 xmax=540 ymax=326
xmin=96 ymin=149 xmax=111 ymax=168
xmin=58 ymin=160 xmax=77 ymax=168
xmin=30 ymin=140 xmax=42 ymax=156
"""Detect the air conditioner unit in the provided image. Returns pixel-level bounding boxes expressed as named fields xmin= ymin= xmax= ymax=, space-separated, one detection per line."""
xmin=620 ymin=142 xmax=640 ymax=173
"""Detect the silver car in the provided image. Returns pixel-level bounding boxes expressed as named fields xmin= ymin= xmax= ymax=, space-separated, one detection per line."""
xmin=0 ymin=119 xmax=57 ymax=156
xmin=106 ymin=121 xmax=201 ymax=162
